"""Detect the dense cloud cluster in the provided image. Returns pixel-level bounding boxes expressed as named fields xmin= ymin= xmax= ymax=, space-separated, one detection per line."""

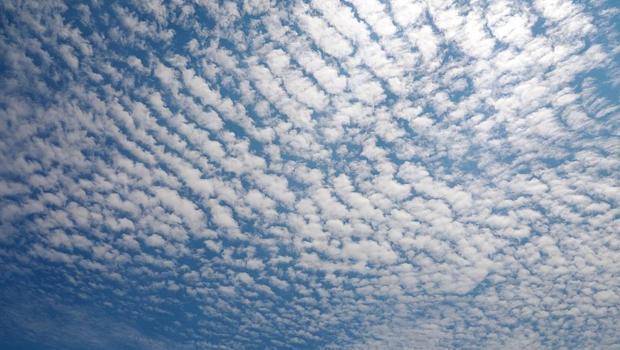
xmin=0 ymin=0 xmax=618 ymax=349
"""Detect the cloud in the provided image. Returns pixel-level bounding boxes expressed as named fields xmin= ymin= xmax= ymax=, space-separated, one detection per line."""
xmin=0 ymin=0 xmax=618 ymax=349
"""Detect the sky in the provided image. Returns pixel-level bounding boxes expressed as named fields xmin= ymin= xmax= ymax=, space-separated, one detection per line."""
xmin=0 ymin=0 xmax=618 ymax=349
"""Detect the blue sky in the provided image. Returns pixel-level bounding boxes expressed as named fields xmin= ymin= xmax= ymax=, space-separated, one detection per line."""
xmin=0 ymin=0 xmax=618 ymax=349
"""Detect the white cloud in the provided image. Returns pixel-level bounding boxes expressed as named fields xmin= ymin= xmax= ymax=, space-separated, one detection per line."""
xmin=0 ymin=0 xmax=618 ymax=348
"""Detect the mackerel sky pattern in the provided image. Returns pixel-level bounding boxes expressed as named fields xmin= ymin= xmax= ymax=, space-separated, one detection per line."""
xmin=0 ymin=0 xmax=619 ymax=349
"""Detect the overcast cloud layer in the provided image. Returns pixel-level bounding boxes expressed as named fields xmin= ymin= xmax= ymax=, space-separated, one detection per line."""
xmin=0 ymin=0 xmax=619 ymax=349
